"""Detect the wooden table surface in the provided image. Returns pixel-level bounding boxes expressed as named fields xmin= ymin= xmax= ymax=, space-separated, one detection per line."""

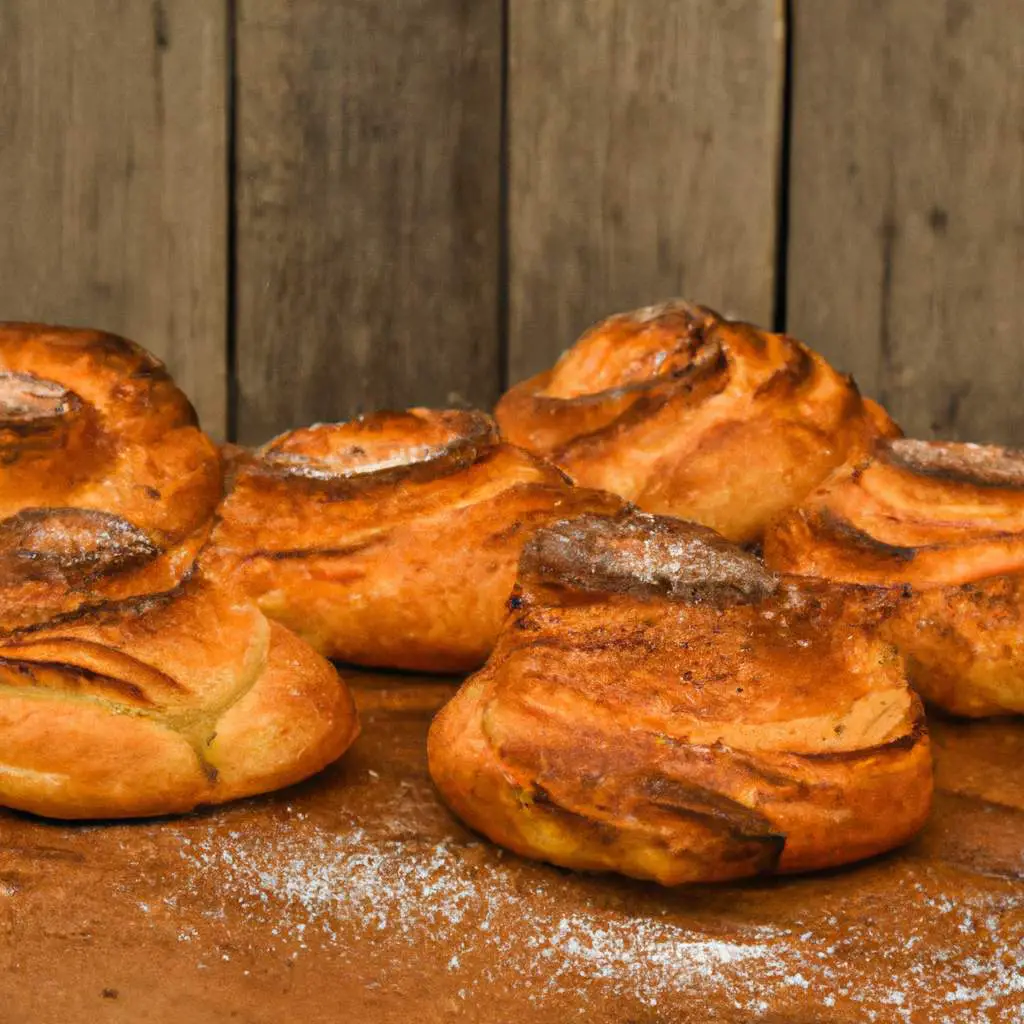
xmin=1 ymin=672 xmax=1022 ymax=1023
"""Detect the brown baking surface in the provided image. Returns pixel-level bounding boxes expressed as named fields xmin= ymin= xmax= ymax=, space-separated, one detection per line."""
xmin=1 ymin=673 xmax=1021 ymax=1023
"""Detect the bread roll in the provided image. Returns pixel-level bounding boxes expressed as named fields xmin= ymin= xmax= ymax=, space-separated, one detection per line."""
xmin=495 ymin=301 xmax=896 ymax=543
xmin=0 ymin=323 xmax=222 ymax=627
xmin=0 ymin=323 xmax=358 ymax=818
xmin=764 ymin=438 xmax=1024 ymax=716
xmin=0 ymin=576 xmax=358 ymax=818
xmin=429 ymin=512 xmax=932 ymax=885
xmin=203 ymin=409 xmax=623 ymax=672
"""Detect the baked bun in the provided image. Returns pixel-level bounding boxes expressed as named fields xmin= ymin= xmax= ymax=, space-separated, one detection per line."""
xmin=495 ymin=301 xmax=897 ymax=543
xmin=0 ymin=575 xmax=358 ymax=818
xmin=428 ymin=512 xmax=932 ymax=885
xmin=0 ymin=324 xmax=358 ymax=818
xmin=203 ymin=409 xmax=624 ymax=672
xmin=0 ymin=323 xmax=222 ymax=627
xmin=764 ymin=438 xmax=1024 ymax=717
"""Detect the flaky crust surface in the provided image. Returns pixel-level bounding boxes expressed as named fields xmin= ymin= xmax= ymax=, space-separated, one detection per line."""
xmin=429 ymin=512 xmax=932 ymax=885
xmin=203 ymin=409 xmax=624 ymax=672
xmin=0 ymin=324 xmax=358 ymax=818
xmin=764 ymin=438 xmax=1024 ymax=716
xmin=0 ymin=323 xmax=222 ymax=628
xmin=495 ymin=301 xmax=897 ymax=543
xmin=0 ymin=576 xmax=359 ymax=819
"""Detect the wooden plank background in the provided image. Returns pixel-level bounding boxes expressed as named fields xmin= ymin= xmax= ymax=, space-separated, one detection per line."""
xmin=234 ymin=0 xmax=503 ymax=444
xmin=507 ymin=0 xmax=784 ymax=382
xmin=1 ymin=0 xmax=1021 ymax=445
xmin=0 ymin=0 xmax=228 ymax=437
xmin=787 ymin=0 xmax=1024 ymax=444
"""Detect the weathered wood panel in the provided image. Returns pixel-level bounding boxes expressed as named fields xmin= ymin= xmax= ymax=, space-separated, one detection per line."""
xmin=787 ymin=0 xmax=1024 ymax=444
xmin=234 ymin=0 xmax=502 ymax=445
xmin=0 ymin=0 xmax=229 ymax=437
xmin=506 ymin=0 xmax=785 ymax=384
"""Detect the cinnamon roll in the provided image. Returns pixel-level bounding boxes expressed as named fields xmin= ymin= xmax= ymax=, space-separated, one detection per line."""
xmin=764 ymin=438 xmax=1024 ymax=717
xmin=0 ymin=323 xmax=222 ymax=627
xmin=495 ymin=301 xmax=897 ymax=543
xmin=202 ymin=409 xmax=624 ymax=672
xmin=428 ymin=512 xmax=932 ymax=885
xmin=0 ymin=324 xmax=358 ymax=818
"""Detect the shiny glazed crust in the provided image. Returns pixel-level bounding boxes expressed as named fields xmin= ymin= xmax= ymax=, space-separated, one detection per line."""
xmin=428 ymin=512 xmax=933 ymax=885
xmin=0 ymin=324 xmax=359 ymax=818
xmin=0 ymin=576 xmax=358 ymax=818
xmin=495 ymin=301 xmax=898 ymax=543
xmin=202 ymin=409 xmax=624 ymax=672
xmin=764 ymin=438 xmax=1024 ymax=716
xmin=0 ymin=323 xmax=223 ymax=628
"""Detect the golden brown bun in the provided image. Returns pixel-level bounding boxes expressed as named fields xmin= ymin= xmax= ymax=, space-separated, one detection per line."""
xmin=428 ymin=512 xmax=932 ymax=886
xmin=0 ymin=323 xmax=222 ymax=628
xmin=202 ymin=409 xmax=624 ymax=672
xmin=0 ymin=574 xmax=359 ymax=819
xmin=764 ymin=438 xmax=1024 ymax=717
xmin=0 ymin=324 xmax=358 ymax=818
xmin=495 ymin=301 xmax=898 ymax=543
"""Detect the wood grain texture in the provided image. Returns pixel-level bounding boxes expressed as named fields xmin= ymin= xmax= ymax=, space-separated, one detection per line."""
xmin=234 ymin=0 xmax=502 ymax=446
xmin=787 ymin=0 xmax=1024 ymax=444
xmin=506 ymin=0 xmax=785 ymax=385
xmin=0 ymin=0 xmax=228 ymax=437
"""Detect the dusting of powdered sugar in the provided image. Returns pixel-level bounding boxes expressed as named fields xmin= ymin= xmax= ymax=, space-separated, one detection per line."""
xmin=164 ymin=815 xmax=1024 ymax=1021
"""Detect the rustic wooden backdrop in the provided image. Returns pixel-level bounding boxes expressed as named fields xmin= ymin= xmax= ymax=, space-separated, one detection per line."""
xmin=0 ymin=0 xmax=1020 ymax=445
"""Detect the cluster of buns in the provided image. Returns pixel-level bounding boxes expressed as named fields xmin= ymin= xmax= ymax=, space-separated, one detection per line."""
xmin=3 ymin=303 xmax=1018 ymax=888
xmin=0 ymin=325 xmax=357 ymax=818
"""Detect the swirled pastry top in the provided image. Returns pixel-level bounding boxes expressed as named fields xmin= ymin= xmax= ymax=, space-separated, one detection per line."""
xmin=0 ymin=574 xmax=358 ymax=818
xmin=764 ymin=438 xmax=1024 ymax=587
xmin=0 ymin=324 xmax=222 ymax=628
xmin=429 ymin=512 xmax=932 ymax=885
xmin=202 ymin=409 xmax=624 ymax=672
xmin=495 ymin=301 xmax=897 ymax=542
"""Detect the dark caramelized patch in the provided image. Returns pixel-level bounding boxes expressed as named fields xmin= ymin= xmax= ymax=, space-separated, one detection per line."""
xmin=883 ymin=438 xmax=1024 ymax=489
xmin=253 ymin=409 xmax=500 ymax=491
xmin=753 ymin=336 xmax=814 ymax=397
xmin=0 ymin=372 xmax=84 ymax=461
xmin=242 ymin=538 xmax=383 ymax=563
xmin=0 ymin=583 xmax=183 ymax=639
xmin=0 ymin=508 xmax=158 ymax=584
xmin=640 ymin=773 xmax=785 ymax=844
xmin=522 ymin=512 xmax=779 ymax=603
xmin=812 ymin=508 xmax=921 ymax=563
xmin=0 ymin=657 xmax=152 ymax=706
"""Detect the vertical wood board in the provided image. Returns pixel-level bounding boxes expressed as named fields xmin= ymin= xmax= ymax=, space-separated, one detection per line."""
xmin=0 ymin=0 xmax=229 ymax=436
xmin=787 ymin=0 xmax=1024 ymax=443
xmin=507 ymin=0 xmax=785 ymax=384
xmin=234 ymin=0 xmax=503 ymax=444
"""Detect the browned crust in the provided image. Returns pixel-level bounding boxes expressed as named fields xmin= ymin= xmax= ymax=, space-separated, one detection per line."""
xmin=883 ymin=437 xmax=1024 ymax=489
xmin=0 ymin=576 xmax=359 ymax=819
xmin=521 ymin=510 xmax=779 ymax=603
xmin=0 ymin=325 xmax=358 ymax=818
xmin=764 ymin=438 xmax=1024 ymax=717
xmin=494 ymin=301 xmax=898 ymax=543
xmin=429 ymin=513 xmax=933 ymax=885
xmin=202 ymin=409 xmax=626 ymax=672
xmin=0 ymin=324 xmax=223 ymax=631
